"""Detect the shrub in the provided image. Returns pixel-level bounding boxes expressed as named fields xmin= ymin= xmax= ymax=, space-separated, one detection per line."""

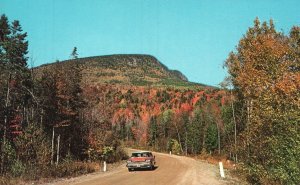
xmin=49 ymin=162 xmax=96 ymax=178
xmin=167 ymin=139 xmax=181 ymax=154
xmin=10 ymin=160 xmax=25 ymax=177
xmin=103 ymin=145 xmax=128 ymax=163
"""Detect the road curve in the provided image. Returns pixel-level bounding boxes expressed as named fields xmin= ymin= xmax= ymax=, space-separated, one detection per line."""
xmin=48 ymin=149 xmax=230 ymax=185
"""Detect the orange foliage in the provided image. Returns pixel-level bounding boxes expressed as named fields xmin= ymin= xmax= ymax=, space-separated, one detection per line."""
xmin=152 ymin=103 xmax=161 ymax=116
xmin=191 ymin=96 xmax=200 ymax=105
xmin=83 ymin=84 xmax=227 ymax=147
xmin=112 ymin=108 xmax=134 ymax=125
xmin=180 ymin=103 xmax=193 ymax=113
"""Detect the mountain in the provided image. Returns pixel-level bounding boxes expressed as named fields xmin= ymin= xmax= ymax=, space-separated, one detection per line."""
xmin=36 ymin=54 xmax=208 ymax=88
xmin=33 ymin=53 xmax=227 ymax=159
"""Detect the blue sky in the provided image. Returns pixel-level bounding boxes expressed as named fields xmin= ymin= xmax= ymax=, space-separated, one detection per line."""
xmin=1 ymin=0 xmax=300 ymax=86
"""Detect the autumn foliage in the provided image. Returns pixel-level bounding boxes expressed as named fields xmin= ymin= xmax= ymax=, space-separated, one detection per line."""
xmin=225 ymin=18 xmax=300 ymax=184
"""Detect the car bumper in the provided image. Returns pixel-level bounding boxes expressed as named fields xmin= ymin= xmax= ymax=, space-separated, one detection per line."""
xmin=127 ymin=162 xmax=152 ymax=169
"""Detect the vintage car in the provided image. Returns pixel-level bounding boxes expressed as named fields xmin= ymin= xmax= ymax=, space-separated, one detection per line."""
xmin=126 ymin=151 xmax=156 ymax=171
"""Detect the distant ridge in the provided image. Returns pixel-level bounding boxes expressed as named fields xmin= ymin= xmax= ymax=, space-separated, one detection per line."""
xmin=36 ymin=54 xmax=210 ymax=88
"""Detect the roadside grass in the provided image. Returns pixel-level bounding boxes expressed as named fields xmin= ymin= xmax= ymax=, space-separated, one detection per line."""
xmin=193 ymin=154 xmax=235 ymax=169
xmin=192 ymin=154 xmax=249 ymax=184
xmin=0 ymin=162 xmax=99 ymax=185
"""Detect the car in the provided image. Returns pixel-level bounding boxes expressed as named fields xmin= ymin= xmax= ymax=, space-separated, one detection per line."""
xmin=126 ymin=151 xmax=156 ymax=171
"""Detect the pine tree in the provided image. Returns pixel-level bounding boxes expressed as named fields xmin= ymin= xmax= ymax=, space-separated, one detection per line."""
xmin=148 ymin=116 xmax=159 ymax=149
xmin=70 ymin=47 xmax=78 ymax=59
xmin=0 ymin=14 xmax=31 ymax=174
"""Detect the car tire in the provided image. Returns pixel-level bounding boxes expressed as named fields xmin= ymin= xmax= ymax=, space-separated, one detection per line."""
xmin=128 ymin=168 xmax=134 ymax=172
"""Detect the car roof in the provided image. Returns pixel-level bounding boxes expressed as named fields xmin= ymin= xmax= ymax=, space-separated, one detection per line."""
xmin=132 ymin=151 xmax=151 ymax=153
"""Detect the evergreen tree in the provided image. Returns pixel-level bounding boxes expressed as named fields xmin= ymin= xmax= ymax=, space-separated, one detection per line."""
xmin=0 ymin=14 xmax=31 ymax=174
xmin=70 ymin=47 xmax=78 ymax=59
xmin=148 ymin=116 xmax=158 ymax=147
xmin=187 ymin=109 xmax=204 ymax=154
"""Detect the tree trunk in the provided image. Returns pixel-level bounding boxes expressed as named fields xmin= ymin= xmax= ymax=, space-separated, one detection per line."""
xmin=40 ymin=109 xmax=43 ymax=126
xmin=51 ymin=127 xmax=55 ymax=165
xmin=246 ymin=99 xmax=253 ymax=157
xmin=217 ymin=122 xmax=221 ymax=155
xmin=185 ymin=130 xmax=188 ymax=156
xmin=201 ymin=119 xmax=208 ymax=154
xmin=230 ymin=90 xmax=237 ymax=162
xmin=1 ymin=74 xmax=11 ymax=173
xmin=174 ymin=122 xmax=183 ymax=153
xmin=56 ymin=134 xmax=60 ymax=165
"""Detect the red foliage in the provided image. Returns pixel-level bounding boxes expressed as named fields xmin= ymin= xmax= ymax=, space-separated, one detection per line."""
xmin=152 ymin=103 xmax=161 ymax=116
xmin=180 ymin=103 xmax=193 ymax=113
xmin=206 ymin=94 xmax=211 ymax=101
xmin=140 ymin=112 xmax=150 ymax=125
xmin=191 ymin=96 xmax=200 ymax=105
xmin=112 ymin=108 xmax=134 ymax=125
xmin=221 ymin=96 xmax=226 ymax=106
xmin=83 ymin=84 xmax=228 ymax=147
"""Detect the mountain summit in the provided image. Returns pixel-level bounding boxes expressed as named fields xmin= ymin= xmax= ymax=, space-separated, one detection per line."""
xmin=37 ymin=54 xmax=206 ymax=88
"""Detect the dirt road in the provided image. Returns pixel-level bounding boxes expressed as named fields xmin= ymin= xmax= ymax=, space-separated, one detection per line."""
xmin=47 ymin=149 xmax=237 ymax=185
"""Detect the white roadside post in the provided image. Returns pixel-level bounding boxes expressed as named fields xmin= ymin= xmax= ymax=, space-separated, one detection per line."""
xmin=103 ymin=161 xmax=107 ymax=172
xmin=219 ymin=162 xmax=225 ymax=178
xmin=169 ymin=151 xmax=172 ymax=155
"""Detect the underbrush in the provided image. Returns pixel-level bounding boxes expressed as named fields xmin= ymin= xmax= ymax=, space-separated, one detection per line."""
xmin=45 ymin=162 xmax=97 ymax=178
xmin=193 ymin=153 xmax=236 ymax=169
xmin=0 ymin=161 xmax=98 ymax=185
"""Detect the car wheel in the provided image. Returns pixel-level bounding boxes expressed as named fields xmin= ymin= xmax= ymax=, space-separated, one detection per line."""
xmin=128 ymin=168 xmax=133 ymax=172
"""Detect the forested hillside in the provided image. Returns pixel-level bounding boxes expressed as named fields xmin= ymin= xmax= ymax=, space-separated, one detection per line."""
xmin=35 ymin=54 xmax=199 ymax=87
xmin=32 ymin=51 xmax=231 ymax=160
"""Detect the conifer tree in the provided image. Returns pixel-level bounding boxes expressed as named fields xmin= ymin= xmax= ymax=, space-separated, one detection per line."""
xmin=70 ymin=47 xmax=78 ymax=59
xmin=0 ymin=14 xmax=30 ymax=174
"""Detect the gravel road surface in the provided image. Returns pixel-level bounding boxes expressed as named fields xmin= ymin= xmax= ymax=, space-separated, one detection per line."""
xmin=45 ymin=149 xmax=239 ymax=185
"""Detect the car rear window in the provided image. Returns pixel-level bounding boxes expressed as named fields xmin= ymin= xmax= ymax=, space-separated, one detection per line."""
xmin=131 ymin=152 xmax=151 ymax=157
xmin=132 ymin=153 xmax=142 ymax=157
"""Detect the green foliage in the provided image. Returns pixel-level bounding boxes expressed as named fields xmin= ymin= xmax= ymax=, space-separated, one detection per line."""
xmin=102 ymin=145 xmax=128 ymax=163
xmin=102 ymin=146 xmax=114 ymax=157
xmin=148 ymin=116 xmax=158 ymax=147
xmin=14 ymin=124 xmax=51 ymax=168
xmin=161 ymin=109 xmax=173 ymax=138
xmin=187 ymin=109 xmax=204 ymax=154
xmin=167 ymin=139 xmax=181 ymax=154
xmin=0 ymin=141 xmax=17 ymax=174
xmin=0 ymin=14 xmax=31 ymax=174
xmin=221 ymin=105 xmax=235 ymax=154
xmin=9 ymin=160 xmax=25 ymax=177
xmin=205 ymin=124 xmax=218 ymax=153
xmin=131 ymin=79 xmax=153 ymax=86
